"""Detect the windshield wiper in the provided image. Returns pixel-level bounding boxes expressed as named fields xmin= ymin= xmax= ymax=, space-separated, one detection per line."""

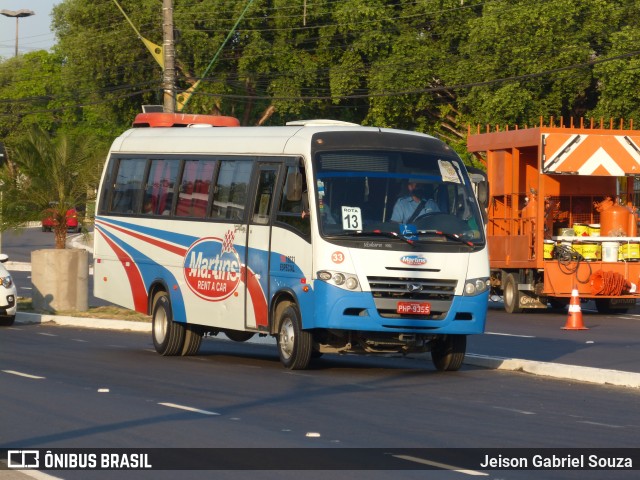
xmin=327 ymin=230 xmax=416 ymax=246
xmin=416 ymin=229 xmax=474 ymax=247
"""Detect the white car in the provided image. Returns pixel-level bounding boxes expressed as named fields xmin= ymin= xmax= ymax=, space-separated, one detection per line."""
xmin=0 ymin=254 xmax=17 ymax=326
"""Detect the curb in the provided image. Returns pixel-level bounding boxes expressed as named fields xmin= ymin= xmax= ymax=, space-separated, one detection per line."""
xmin=15 ymin=312 xmax=640 ymax=389
xmin=16 ymin=312 xmax=151 ymax=333
xmin=464 ymin=354 xmax=640 ymax=389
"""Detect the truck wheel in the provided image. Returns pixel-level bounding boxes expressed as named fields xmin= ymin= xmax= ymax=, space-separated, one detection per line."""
xmin=152 ymin=291 xmax=185 ymax=356
xmin=277 ymin=304 xmax=312 ymax=370
xmin=503 ymin=273 xmax=523 ymax=314
xmin=431 ymin=335 xmax=466 ymax=371
xmin=595 ymin=299 xmax=629 ymax=314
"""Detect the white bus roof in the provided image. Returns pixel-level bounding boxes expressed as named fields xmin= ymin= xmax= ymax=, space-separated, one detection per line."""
xmin=108 ymin=123 xmax=439 ymax=156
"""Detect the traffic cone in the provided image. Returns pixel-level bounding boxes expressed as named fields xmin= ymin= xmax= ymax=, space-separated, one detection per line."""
xmin=562 ymin=287 xmax=588 ymax=330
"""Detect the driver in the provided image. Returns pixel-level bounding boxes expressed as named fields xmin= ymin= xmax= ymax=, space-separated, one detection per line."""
xmin=391 ymin=181 xmax=439 ymax=223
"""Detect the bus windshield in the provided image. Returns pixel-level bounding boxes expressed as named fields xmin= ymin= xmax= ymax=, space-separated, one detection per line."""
xmin=313 ymin=150 xmax=485 ymax=244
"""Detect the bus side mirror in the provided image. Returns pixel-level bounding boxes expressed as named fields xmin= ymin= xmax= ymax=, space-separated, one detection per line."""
xmin=476 ymin=180 xmax=489 ymax=210
xmin=286 ymin=171 xmax=302 ymax=202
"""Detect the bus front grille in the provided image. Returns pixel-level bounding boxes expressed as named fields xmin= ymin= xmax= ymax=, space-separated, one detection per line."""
xmin=367 ymin=276 xmax=457 ymax=320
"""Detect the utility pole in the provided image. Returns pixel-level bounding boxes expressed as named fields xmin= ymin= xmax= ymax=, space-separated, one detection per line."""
xmin=162 ymin=0 xmax=176 ymax=112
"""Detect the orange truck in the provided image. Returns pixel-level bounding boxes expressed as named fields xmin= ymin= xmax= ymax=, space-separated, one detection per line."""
xmin=467 ymin=119 xmax=640 ymax=314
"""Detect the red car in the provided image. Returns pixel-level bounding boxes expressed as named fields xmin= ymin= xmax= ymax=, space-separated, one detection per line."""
xmin=41 ymin=207 xmax=81 ymax=233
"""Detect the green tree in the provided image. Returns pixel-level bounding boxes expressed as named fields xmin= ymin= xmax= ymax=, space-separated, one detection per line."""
xmin=2 ymin=0 xmax=639 ymax=143
xmin=0 ymin=126 xmax=103 ymax=249
xmin=0 ymin=51 xmax=63 ymax=143
xmin=591 ymin=26 xmax=640 ymax=122
xmin=453 ymin=0 xmax=621 ymax=127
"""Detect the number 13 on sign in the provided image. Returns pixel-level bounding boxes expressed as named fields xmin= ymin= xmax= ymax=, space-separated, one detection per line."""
xmin=341 ymin=206 xmax=362 ymax=230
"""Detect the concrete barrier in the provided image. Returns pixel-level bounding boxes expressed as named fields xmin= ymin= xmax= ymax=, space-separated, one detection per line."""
xmin=31 ymin=249 xmax=89 ymax=312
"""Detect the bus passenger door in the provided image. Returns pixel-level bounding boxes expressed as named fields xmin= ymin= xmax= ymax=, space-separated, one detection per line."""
xmin=244 ymin=163 xmax=279 ymax=331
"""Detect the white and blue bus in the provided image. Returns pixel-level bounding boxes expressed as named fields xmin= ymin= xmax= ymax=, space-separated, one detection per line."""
xmin=94 ymin=113 xmax=489 ymax=370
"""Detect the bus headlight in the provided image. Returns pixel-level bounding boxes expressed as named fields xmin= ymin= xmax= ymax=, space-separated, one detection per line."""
xmin=345 ymin=277 xmax=359 ymax=290
xmin=317 ymin=270 xmax=361 ymax=291
xmin=0 ymin=276 xmax=13 ymax=288
xmin=464 ymin=277 xmax=490 ymax=296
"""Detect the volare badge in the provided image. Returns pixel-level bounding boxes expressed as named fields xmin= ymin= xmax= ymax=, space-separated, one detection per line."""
xmin=400 ymin=255 xmax=427 ymax=266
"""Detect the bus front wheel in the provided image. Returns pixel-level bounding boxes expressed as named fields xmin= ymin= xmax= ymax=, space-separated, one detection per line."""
xmin=152 ymin=291 xmax=185 ymax=356
xmin=277 ymin=304 xmax=312 ymax=370
xmin=431 ymin=335 xmax=466 ymax=371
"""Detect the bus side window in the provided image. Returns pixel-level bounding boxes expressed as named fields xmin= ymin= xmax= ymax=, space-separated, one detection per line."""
xmin=212 ymin=160 xmax=251 ymax=221
xmin=252 ymin=168 xmax=277 ymax=224
xmin=97 ymin=159 xmax=116 ymax=215
xmin=144 ymin=159 xmax=179 ymax=215
xmin=276 ymin=166 xmax=310 ymax=237
xmin=110 ymin=158 xmax=146 ymax=214
xmin=176 ymin=159 xmax=216 ymax=218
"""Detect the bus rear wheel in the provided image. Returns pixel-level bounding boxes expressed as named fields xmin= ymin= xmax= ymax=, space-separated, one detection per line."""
xmin=277 ymin=304 xmax=312 ymax=370
xmin=152 ymin=291 xmax=185 ymax=356
xmin=181 ymin=325 xmax=202 ymax=356
xmin=431 ymin=335 xmax=466 ymax=371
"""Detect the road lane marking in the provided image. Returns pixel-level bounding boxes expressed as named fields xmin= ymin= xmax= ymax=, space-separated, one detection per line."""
xmin=393 ymin=455 xmax=488 ymax=476
xmin=493 ymin=406 xmax=536 ymax=415
xmin=37 ymin=332 xmax=57 ymax=337
xmin=2 ymin=370 xmax=45 ymax=379
xmin=158 ymin=402 xmax=220 ymax=416
xmin=486 ymin=332 xmax=535 ymax=338
xmin=577 ymin=420 xmax=624 ymax=428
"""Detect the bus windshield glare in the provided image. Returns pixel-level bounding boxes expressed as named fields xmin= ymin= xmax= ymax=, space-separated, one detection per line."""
xmin=313 ymin=150 xmax=484 ymax=244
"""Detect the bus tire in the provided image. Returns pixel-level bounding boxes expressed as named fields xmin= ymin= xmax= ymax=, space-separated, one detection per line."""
xmin=0 ymin=315 xmax=15 ymax=327
xmin=152 ymin=291 xmax=185 ymax=356
xmin=225 ymin=330 xmax=255 ymax=342
xmin=431 ymin=335 xmax=466 ymax=371
xmin=503 ymin=273 xmax=523 ymax=314
xmin=181 ymin=325 xmax=202 ymax=356
xmin=277 ymin=304 xmax=312 ymax=370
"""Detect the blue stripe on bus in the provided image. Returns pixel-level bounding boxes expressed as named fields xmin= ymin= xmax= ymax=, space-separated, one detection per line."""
xmin=96 ymin=216 xmax=198 ymax=248
xmin=96 ymin=223 xmax=187 ymax=322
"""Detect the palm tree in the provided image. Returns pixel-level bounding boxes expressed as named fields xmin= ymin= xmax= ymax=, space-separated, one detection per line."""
xmin=0 ymin=126 xmax=103 ymax=249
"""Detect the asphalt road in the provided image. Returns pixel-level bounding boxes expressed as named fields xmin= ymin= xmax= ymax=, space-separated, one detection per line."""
xmin=2 ymin=323 xmax=640 ymax=480
xmin=2 ymin=226 xmax=640 ymax=479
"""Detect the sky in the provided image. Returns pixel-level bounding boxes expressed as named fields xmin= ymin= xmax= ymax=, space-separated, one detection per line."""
xmin=0 ymin=1 xmax=59 ymax=58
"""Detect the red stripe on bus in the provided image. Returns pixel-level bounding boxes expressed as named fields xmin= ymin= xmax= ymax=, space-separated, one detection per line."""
xmin=96 ymin=229 xmax=148 ymax=313
xmin=242 ymin=265 xmax=268 ymax=327
xmin=101 ymin=221 xmax=187 ymax=257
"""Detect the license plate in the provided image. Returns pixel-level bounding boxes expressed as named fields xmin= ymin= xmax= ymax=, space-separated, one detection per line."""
xmin=397 ymin=301 xmax=431 ymax=315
